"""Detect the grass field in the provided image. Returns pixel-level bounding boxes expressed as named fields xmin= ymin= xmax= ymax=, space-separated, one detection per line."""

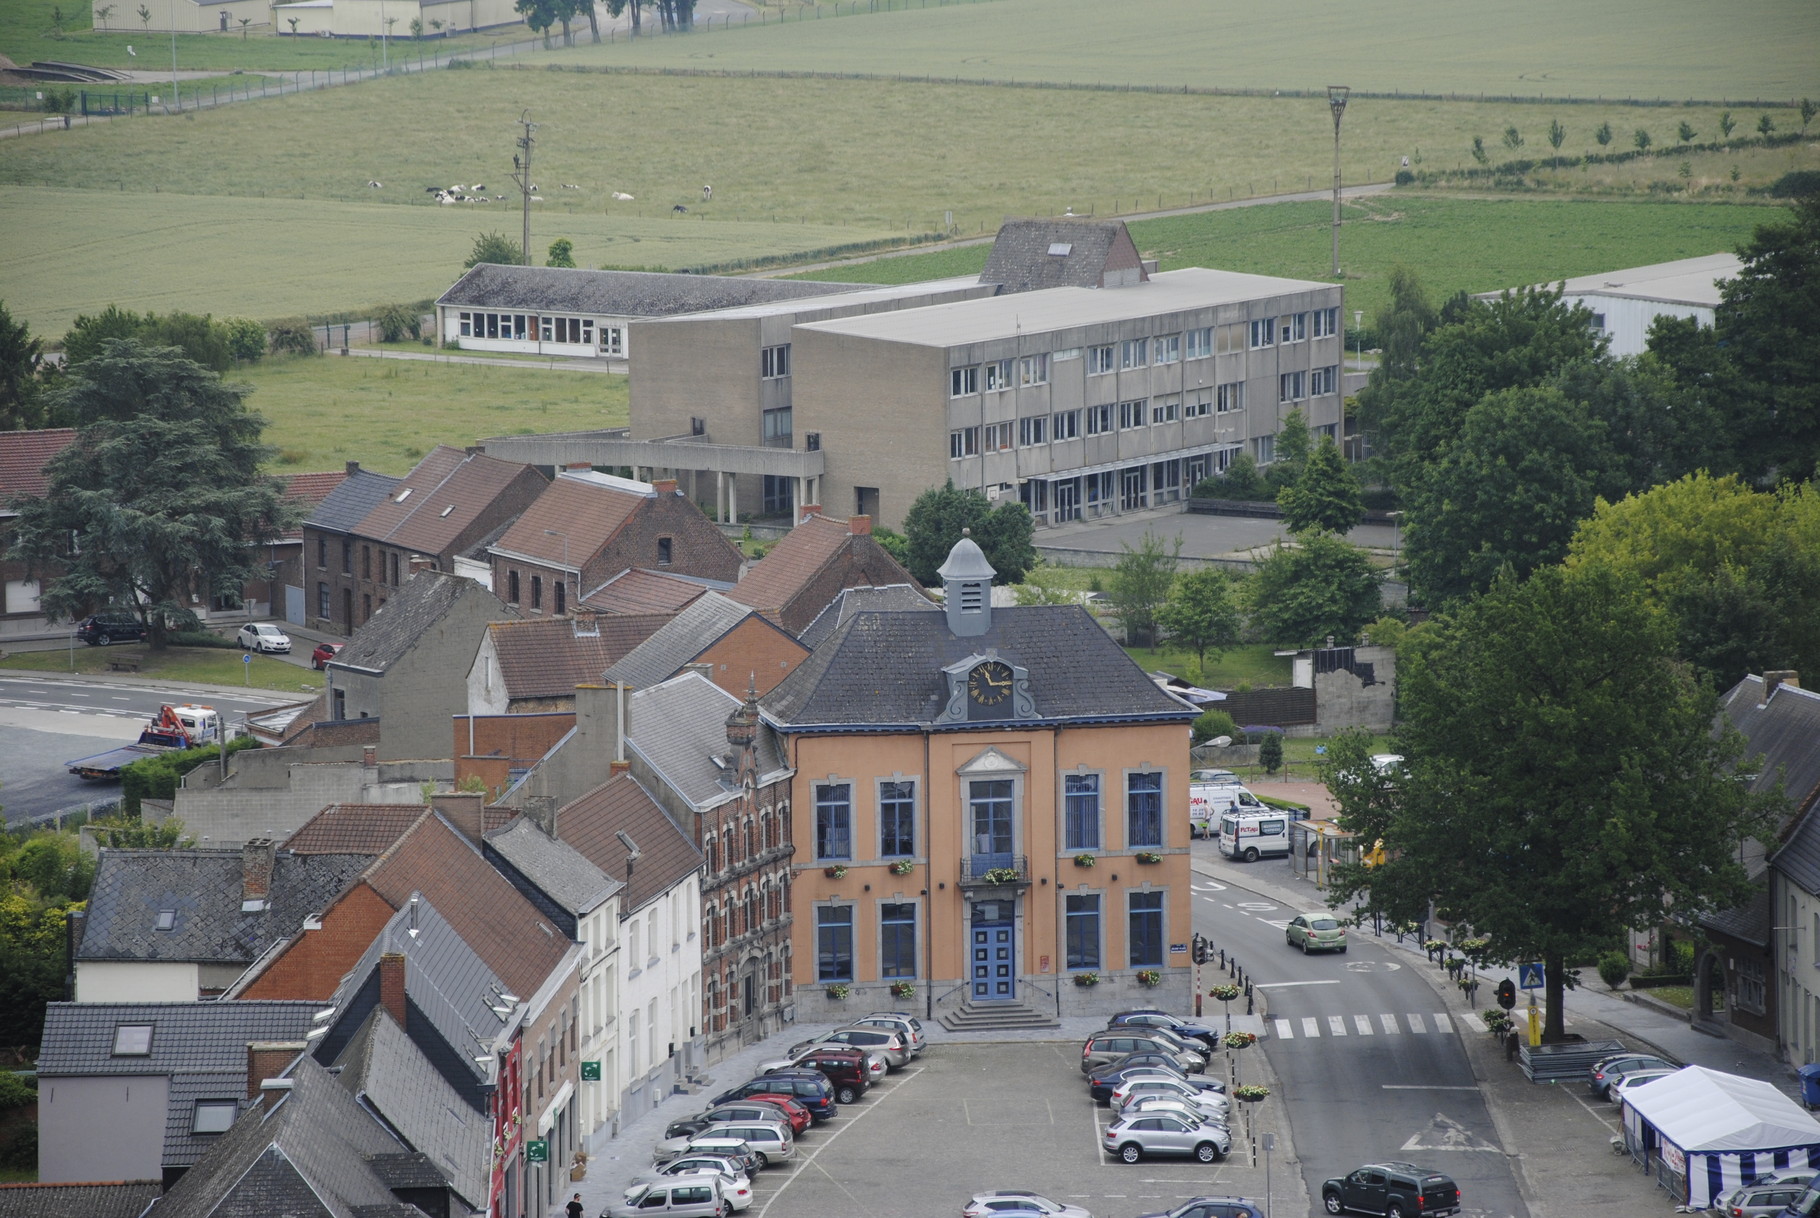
xmin=236 ymin=353 xmax=627 ymax=474
xmin=0 ymin=642 xmax=322 ymax=694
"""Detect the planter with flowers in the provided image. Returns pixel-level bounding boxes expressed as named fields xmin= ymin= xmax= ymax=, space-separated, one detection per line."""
xmin=889 ymin=859 xmax=914 ymax=876
xmin=823 ymin=865 xmax=848 ymax=879
xmin=889 ymin=979 xmax=916 ymax=999
xmin=1134 ymin=851 xmax=1163 ymax=865
xmin=1073 ymin=971 xmax=1100 ymax=987
xmin=1073 ymin=853 xmax=1097 ymax=869
xmin=1223 ymin=1030 xmax=1257 ymax=1050
xmin=982 ymin=867 xmax=1021 ymax=885
xmin=1135 ymin=968 xmax=1163 ymax=988
xmin=825 ymin=982 xmax=850 ymax=1001
xmin=1232 ymin=1084 xmax=1270 ymax=1103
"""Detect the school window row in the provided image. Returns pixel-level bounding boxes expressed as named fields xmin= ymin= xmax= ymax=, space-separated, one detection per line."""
xmin=1277 ymin=366 xmax=1342 ymax=404
xmin=948 ymin=389 xmax=1242 ymax=460
xmin=456 ymin=310 xmax=624 ymax=354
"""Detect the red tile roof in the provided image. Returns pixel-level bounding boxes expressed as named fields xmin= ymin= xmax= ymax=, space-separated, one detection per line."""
xmin=0 ymin=428 xmax=77 ymax=501
xmin=556 ymin=773 xmax=702 ymax=916
xmin=285 ymin=805 xmax=431 ymax=855
xmin=582 ymin=568 xmax=711 ymax=615
xmin=275 ymin=470 xmax=351 ymax=541
xmin=731 ymin=513 xmax=922 ymax=631
xmin=353 ymin=444 xmax=541 ymax=555
xmin=492 ymin=474 xmax=647 ymax=567
xmin=486 ymin=613 xmax=673 ymax=702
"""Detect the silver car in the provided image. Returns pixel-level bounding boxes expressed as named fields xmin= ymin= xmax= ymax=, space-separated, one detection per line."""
xmin=1118 ymin=1093 xmax=1231 ymax=1126
xmin=1103 ymin=1110 xmax=1231 ymax=1163
xmin=791 ymin=1026 xmax=911 ymax=1069
xmin=1713 ymin=1172 xmax=1817 ymax=1218
xmin=605 ymin=1178 xmax=727 ymax=1218
xmin=697 ymin=1119 xmax=793 ymax=1167
xmin=962 ymin=1190 xmax=1093 ymax=1218
xmin=628 ymin=1158 xmax=754 ymax=1213
xmin=853 ymin=1012 xmax=926 ymax=1056
xmin=1113 ymin=1077 xmax=1231 ymax=1116
xmin=1080 ymin=1032 xmax=1206 ymax=1074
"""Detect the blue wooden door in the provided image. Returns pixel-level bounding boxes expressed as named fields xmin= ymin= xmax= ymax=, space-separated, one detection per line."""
xmin=971 ymin=901 xmax=1016 ymax=1001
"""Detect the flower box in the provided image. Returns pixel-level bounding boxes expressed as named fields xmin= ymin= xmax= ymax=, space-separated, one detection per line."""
xmin=982 ymin=867 xmax=1021 ymax=885
xmin=1232 ymin=1084 xmax=1270 ymax=1102
xmin=1208 ymin=983 xmax=1242 ymax=1002
xmin=889 ymin=860 xmax=914 ymax=876
xmin=823 ymin=865 xmax=847 ymax=879
xmin=1223 ymin=1030 xmax=1257 ymax=1050
xmin=1072 ymin=971 xmax=1100 ymax=987
xmin=1073 ymin=853 xmax=1097 ymax=868
xmin=889 ymin=979 xmax=916 ymax=999
xmin=1134 ymin=851 xmax=1163 ymax=865
xmin=825 ymin=982 xmax=850 ymax=1000
xmin=1135 ymin=968 xmax=1162 ymax=987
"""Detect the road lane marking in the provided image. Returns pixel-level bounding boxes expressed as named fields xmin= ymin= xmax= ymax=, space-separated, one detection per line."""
xmin=1252 ymin=980 xmax=1341 ymax=988
xmin=1274 ymin=1019 xmax=1293 ymax=1039
xmin=1327 ymin=1015 xmax=1348 ymax=1036
xmin=1301 ymin=1017 xmax=1320 ymax=1037
xmin=1433 ymin=1013 xmax=1454 ymax=1034
xmin=1408 ymin=1014 xmax=1428 ymax=1033
xmin=1354 ymin=1015 xmax=1374 ymax=1035
xmin=1382 ymin=1085 xmax=1482 ymax=1090
xmin=1380 ymin=1014 xmax=1399 ymax=1034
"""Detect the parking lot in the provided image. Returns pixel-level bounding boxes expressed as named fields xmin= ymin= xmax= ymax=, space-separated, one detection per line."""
xmin=733 ymin=1041 xmax=1265 ymax=1218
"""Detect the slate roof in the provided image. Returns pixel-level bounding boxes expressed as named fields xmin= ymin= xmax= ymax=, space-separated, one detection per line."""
xmin=797 ymin=584 xmax=938 ymax=651
xmin=303 ymin=465 xmax=401 ymax=535
xmin=603 ymin=591 xmax=758 ymax=689
xmin=978 ymin=218 xmax=1145 ymax=293
xmin=489 ymin=469 xmax=650 ymax=567
xmin=0 ymin=427 xmax=76 ymax=502
xmin=484 ymin=815 xmax=622 ymax=916
xmin=484 ymin=613 xmax=671 ymax=701
xmin=764 ymin=603 xmax=1200 ymax=731
xmin=557 ymin=773 xmax=703 ymax=917
xmin=351 ymin=444 xmax=544 ymax=556
xmin=628 ymin=672 xmax=792 ymax=811
xmin=146 ymin=1056 xmax=411 ymax=1218
xmin=285 ymin=805 xmax=432 ymax=855
xmin=583 ymin=567 xmax=721 ymax=615
xmin=38 ymin=1000 xmax=318 ymax=1170
xmin=729 ymin=514 xmax=922 ymax=630
xmin=0 ymin=1180 xmax=161 ymax=1218
xmin=332 ymin=568 xmax=511 ymax=675
xmin=1740 ymin=678 xmax=1820 ymax=894
xmin=436 ymin=263 xmax=869 ymax=316
xmin=78 ymin=848 xmax=372 ymax=966
xmin=364 ymin=812 xmax=571 ymax=1000
xmin=333 ymin=1009 xmax=489 ymax=1211
xmin=279 ymin=471 xmax=349 ymax=539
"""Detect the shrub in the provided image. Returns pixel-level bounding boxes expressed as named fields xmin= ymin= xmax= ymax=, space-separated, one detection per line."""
xmin=1394 ymin=169 xmax=1415 ymax=187
xmin=1192 ymin=708 xmax=1238 ymax=745
xmin=1258 ymin=731 xmax=1284 ymax=775
xmin=375 ymin=303 xmax=422 ymax=343
xmin=1597 ymin=950 xmax=1630 ymax=989
xmin=224 ymin=317 xmax=267 ymax=363
xmin=0 ymin=1121 xmax=37 ymax=1171
xmin=1769 ymin=169 xmax=1820 ymax=198
xmin=268 ymin=321 xmax=317 ymax=356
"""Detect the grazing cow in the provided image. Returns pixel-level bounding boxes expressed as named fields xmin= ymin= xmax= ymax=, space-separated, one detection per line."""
xmin=673 ymin=204 xmax=688 ymax=215
xmin=702 ymin=184 xmax=712 ymax=201
xmin=367 ymin=180 xmax=382 ymax=188
xmin=611 ymin=191 xmax=635 ymax=201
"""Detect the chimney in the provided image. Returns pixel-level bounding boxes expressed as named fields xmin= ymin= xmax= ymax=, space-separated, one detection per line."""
xmin=258 ymin=1078 xmax=294 ymax=1113
xmin=525 ymin=794 xmax=558 ymax=839
xmin=564 ymin=462 xmax=592 ymax=472
xmin=798 ymin=504 xmax=822 ymax=525
xmin=431 ymin=791 xmax=484 ymax=842
xmin=64 ymin=908 xmax=85 ymax=1000
xmin=345 ymin=460 xmax=361 ymax=476
xmin=610 ymin=759 xmax=631 ymax=776
xmin=1764 ymin=670 xmax=1800 ymax=703
xmin=574 ymin=682 xmax=631 ymax=763
xmin=653 ymin=478 xmax=678 ymax=496
xmin=408 ymin=554 xmax=434 ymax=575
xmin=848 ymin=514 xmax=872 ymax=536
xmin=362 ymin=745 xmax=377 ymax=769
xmin=465 ymin=445 xmax=484 ymax=456
xmin=246 ymin=1041 xmax=306 ymax=1102
xmin=242 ymin=839 xmax=276 ymax=904
xmin=378 ymin=951 xmax=407 ymax=1026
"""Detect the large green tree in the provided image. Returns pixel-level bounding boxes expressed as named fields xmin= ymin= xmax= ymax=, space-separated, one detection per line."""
xmin=1106 ymin=530 xmax=1181 ymax=648
xmin=1278 ymin=435 xmax=1364 ymax=536
xmin=1352 ymin=266 xmax=1441 ymax=457
xmin=62 ymin=306 xmax=235 ymax=373
xmin=1157 ymin=565 xmax=1241 ymax=665
xmin=1328 ymin=563 xmax=1775 ymax=1042
xmin=1243 ymin=532 xmax=1381 ymax=646
xmin=0 ymin=301 xmax=51 ymax=431
xmin=6 ymin=339 xmax=299 ymax=649
xmin=901 ymin=481 xmax=1035 ymax=585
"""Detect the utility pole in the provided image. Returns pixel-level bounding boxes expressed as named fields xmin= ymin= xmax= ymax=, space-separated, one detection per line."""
xmin=510 ymin=111 xmax=538 ymax=267
xmin=1328 ymin=85 xmax=1349 ymax=278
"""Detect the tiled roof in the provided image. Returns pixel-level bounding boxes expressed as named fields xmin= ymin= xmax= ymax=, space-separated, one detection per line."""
xmin=729 ymin=514 xmax=923 ymax=632
xmin=582 ymin=567 xmax=720 ymax=615
xmin=797 ymin=584 xmax=938 ymax=651
xmin=364 ymin=812 xmax=570 ymax=1000
xmin=979 ymin=218 xmax=1144 ymax=292
xmin=489 ymin=470 xmax=648 ymax=567
xmin=1739 ymin=678 xmax=1820 ymax=893
xmin=334 ymin=1009 xmax=488 ymax=1211
xmin=0 ymin=1180 xmax=161 ymax=1218
xmin=485 ymin=815 xmax=621 ymax=916
xmin=332 ymin=569 xmax=511 ymax=675
xmin=285 ymin=805 xmax=432 ymax=855
xmin=603 ymin=592 xmax=756 ymax=689
xmin=436 ymin=263 xmax=869 ymax=315
xmin=351 ymin=444 xmax=544 ymax=556
xmin=557 ymin=774 xmax=702 ymax=917
xmin=303 ymin=466 xmax=400 ymax=535
xmin=0 ymin=427 xmax=76 ymax=502
xmin=485 ymin=613 xmax=671 ymax=701
xmin=77 ymin=848 xmax=372 ymax=966
xmin=628 ymin=672 xmax=792 ymax=810
xmin=146 ymin=1056 xmax=408 ymax=1218
xmin=764 ymin=603 xmax=1200 ymax=730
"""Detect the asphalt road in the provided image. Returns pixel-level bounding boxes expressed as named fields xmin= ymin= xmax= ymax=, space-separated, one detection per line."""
xmin=1193 ymin=866 xmax=1525 ymax=1218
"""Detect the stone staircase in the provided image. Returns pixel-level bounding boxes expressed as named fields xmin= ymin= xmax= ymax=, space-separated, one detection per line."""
xmin=938 ymin=997 xmax=1061 ymax=1032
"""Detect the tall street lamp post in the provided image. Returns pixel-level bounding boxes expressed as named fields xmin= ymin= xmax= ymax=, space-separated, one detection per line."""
xmin=1328 ymin=85 xmax=1350 ymax=278
xmin=1354 ymin=308 xmax=1364 ymax=371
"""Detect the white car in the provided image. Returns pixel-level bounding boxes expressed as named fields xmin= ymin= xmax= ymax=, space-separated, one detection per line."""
xmin=963 ymin=1190 xmax=1094 ymax=1218
xmin=1112 ymin=1076 xmax=1231 ymax=1116
xmin=1117 ymin=1090 xmax=1230 ymax=1124
xmin=629 ymin=1157 xmax=754 ymax=1213
xmin=1611 ymin=1067 xmax=1681 ymax=1102
xmin=237 ymin=622 xmax=292 ymax=654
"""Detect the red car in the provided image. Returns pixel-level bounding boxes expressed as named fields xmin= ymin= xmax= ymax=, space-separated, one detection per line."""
xmin=740 ymin=1093 xmax=812 ymax=1134
xmin=311 ymin=642 xmax=343 ymax=670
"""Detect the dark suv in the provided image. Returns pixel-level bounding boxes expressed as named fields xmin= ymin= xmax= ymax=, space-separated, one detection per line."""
xmin=1322 ymin=1162 xmax=1460 ymax=1216
xmin=770 ymin=1047 xmax=871 ymax=1104
xmin=76 ymin=613 xmax=148 ymax=646
xmin=713 ymin=1072 xmax=836 ymax=1123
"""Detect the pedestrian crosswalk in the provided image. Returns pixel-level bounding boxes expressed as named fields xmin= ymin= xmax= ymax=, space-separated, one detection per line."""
xmin=1273 ymin=1012 xmax=1456 ymax=1039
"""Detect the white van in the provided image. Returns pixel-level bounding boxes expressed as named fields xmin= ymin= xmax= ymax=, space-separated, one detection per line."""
xmin=1217 ymin=811 xmax=1290 ymax=862
xmin=1189 ymin=769 xmax=1264 ymax=839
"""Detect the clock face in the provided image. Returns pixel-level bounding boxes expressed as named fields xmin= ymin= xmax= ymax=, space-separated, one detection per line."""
xmin=967 ymin=661 xmax=1014 ymax=706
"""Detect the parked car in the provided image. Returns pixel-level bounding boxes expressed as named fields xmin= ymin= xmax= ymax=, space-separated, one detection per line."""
xmin=1107 ymin=1009 xmax=1220 ymax=1049
xmin=1610 ymin=1067 xmax=1680 ymax=1102
xmin=653 ymin=1134 xmax=760 ymax=1175
xmin=1084 ymin=1054 xmax=1190 ymax=1096
xmin=790 ymin=1026 xmax=911 ymax=1069
xmin=712 ymin=1072 xmax=836 ymax=1123
xmin=735 ymin=1093 xmax=813 ymax=1133
xmin=697 ymin=1101 xmax=807 ymax=1135
xmin=605 ymin=1177 xmax=729 ymax=1218
xmin=760 ymin=1046 xmax=877 ymax=1103
xmin=1080 ymin=1032 xmax=1205 ymax=1074
xmin=962 ymin=1190 xmax=1093 ymax=1218
xmin=1132 ymin=1199 xmax=1265 ymax=1218
xmin=696 ymin=1119 xmax=792 ymax=1167
xmin=1089 ymin=1065 xmax=1224 ymax=1106
xmin=1714 ymin=1175 xmax=1814 ymax=1218
xmin=76 ymin=612 xmax=148 ymax=646
xmin=1113 ymin=1079 xmax=1231 ymax=1119
xmin=851 ymin=1012 xmax=926 ymax=1056
xmin=629 ymin=1158 xmax=754 ymax=1213
xmin=1321 ymin=1162 xmax=1460 ymax=1216
xmin=311 ymin=641 xmax=343 ymax=669
xmin=651 ymin=1122 xmax=733 ymax=1164
xmin=1117 ymin=1096 xmax=1230 ymax=1128
xmin=237 ymin=622 xmax=292 ymax=654
xmin=1285 ymin=913 xmax=1349 ymax=954
xmin=1102 ymin=1111 xmax=1230 ymax=1163
xmin=1588 ymin=1052 xmax=1676 ymax=1100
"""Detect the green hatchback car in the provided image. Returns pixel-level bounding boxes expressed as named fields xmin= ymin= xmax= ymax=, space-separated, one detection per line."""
xmin=1285 ymin=913 xmax=1348 ymax=954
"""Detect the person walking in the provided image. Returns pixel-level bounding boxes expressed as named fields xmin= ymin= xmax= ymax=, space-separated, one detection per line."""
xmin=566 ymin=1192 xmax=585 ymax=1218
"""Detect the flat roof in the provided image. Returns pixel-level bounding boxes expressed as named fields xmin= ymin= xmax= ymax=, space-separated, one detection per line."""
xmin=643 ymin=275 xmax=985 ymax=323
xmin=1544 ymin=253 xmax=1740 ymax=308
xmin=795 ymin=267 xmax=1336 ymax=347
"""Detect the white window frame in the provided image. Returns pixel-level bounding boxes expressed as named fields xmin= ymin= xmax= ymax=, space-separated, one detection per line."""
xmin=1248 ymin=319 xmax=1275 ymax=349
xmin=950 ymin=366 xmax=979 ymax=397
xmin=1152 ymin=395 xmax=1181 ymax=424
xmin=1019 ymin=416 xmax=1048 ymax=447
xmin=1154 ymin=334 xmax=1181 ymax=365
xmin=983 ymin=359 xmax=1012 ymax=392
xmin=1217 ymin=382 xmax=1246 ymax=412
xmin=1053 ymin=409 xmax=1081 ymax=441
xmin=1186 ymin=389 xmax=1213 ymax=418
xmin=949 ymin=427 xmax=980 ymax=458
xmin=1279 ymin=371 xmax=1307 ymax=403
xmin=1120 ymin=338 xmax=1150 ymax=369
xmin=984 ymin=421 xmax=1014 ymax=451
xmin=1312 ymin=365 xmax=1338 ymax=396
xmin=1118 ymin=399 xmax=1147 ymax=430
xmin=761 ymin=344 xmax=791 ymax=379
xmin=1085 ymin=404 xmax=1114 ymax=435
xmin=1089 ymin=346 xmax=1115 ymax=375
xmin=1018 ymin=354 xmax=1049 ymax=386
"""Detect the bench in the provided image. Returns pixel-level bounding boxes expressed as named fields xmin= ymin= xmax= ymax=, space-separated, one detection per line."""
xmin=107 ymin=659 xmax=140 ymax=673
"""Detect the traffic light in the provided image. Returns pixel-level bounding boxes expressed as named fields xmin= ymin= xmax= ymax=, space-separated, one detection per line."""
xmin=1192 ymin=934 xmax=1210 ymax=965
xmin=1495 ymin=978 xmax=1516 ymax=1010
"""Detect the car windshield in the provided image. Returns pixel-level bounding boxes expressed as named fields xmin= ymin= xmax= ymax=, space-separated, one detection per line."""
xmin=1310 ymin=918 xmax=1341 ymax=930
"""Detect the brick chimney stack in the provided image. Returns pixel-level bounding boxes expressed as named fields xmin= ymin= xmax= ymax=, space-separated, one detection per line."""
xmin=798 ymin=504 xmax=822 ymax=525
xmin=345 ymin=460 xmax=361 ymax=476
xmin=378 ymin=952 xmax=407 ymax=1026
xmin=246 ymin=1041 xmax=306 ymax=1101
xmin=653 ymin=478 xmax=678 ymax=496
xmin=408 ymin=554 xmax=434 ymax=575
xmin=242 ymin=839 xmax=276 ymax=904
xmin=848 ymin=515 xmax=872 ymax=536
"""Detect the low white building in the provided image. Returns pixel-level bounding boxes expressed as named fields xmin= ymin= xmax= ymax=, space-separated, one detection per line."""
xmin=1496 ymin=253 xmax=1741 ymax=357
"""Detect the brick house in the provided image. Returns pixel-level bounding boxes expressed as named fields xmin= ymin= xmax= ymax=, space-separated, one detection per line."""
xmin=729 ymin=509 xmax=925 ymax=635
xmin=303 ymin=445 xmax=546 ymax=637
xmin=0 ymin=427 xmax=76 ymax=638
xmin=465 ymin=610 xmax=671 ymax=715
xmin=604 ymin=591 xmax=809 ymax=699
xmin=488 ymin=470 xmax=743 ymax=620
xmin=296 ymin=461 xmax=399 ymax=635
xmin=581 ymin=566 xmax=717 ymax=615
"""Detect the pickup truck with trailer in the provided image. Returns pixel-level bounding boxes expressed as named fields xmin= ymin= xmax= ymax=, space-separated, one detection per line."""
xmin=65 ymin=703 xmax=222 ymax=780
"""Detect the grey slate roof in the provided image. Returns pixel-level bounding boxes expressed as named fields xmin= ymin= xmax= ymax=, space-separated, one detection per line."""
xmin=978 ymin=218 xmax=1145 ymax=293
xmin=436 ymin=263 xmax=871 ymax=316
xmin=484 ymin=815 xmax=622 ymax=916
xmin=38 ymin=1000 xmax=317 ymax=1170
xmin=335 ymin=1009 xmax=489 ymax=1212
xmin=603 ymin=590 xmax=759 ymax=688
xmin=796 ymin=584 xmax=938 ymax=651
xmin=628 ymin=672 xmax=792 ymax=810
xmin=1741 ymin=678 xmax=1820 ymax=893
xmin=78 ymin=848 xmax=371 ymax=966
xmin=332 ymin=569 xmax=510 ymax=675
xmin=304 ymin=466 xmax=402 ymax=535
xmin=0 ymin=1180 xmax=161 ymax=1218
xmin=764 ymin=603 xmax=1199 ymax=731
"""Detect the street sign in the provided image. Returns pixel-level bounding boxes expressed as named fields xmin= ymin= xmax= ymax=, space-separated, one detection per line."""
xmin=1518 ymin=962 xmax=1545 ymax=990
xmin=1170 ymin=942 xmax=1188 ymax=954
xmin=525 ymin=1139 xmax=548 ymax=1163
xmin=580 ymin=1061 xmax=600 ymax=1082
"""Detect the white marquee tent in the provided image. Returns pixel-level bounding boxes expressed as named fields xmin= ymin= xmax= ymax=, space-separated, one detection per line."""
xmin=1621 ymin=1065 xmax=1820 ymax=1208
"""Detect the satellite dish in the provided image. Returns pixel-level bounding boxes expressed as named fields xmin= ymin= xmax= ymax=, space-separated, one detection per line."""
xmin=1211 ymin=735 xmax=1232 ymax=748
